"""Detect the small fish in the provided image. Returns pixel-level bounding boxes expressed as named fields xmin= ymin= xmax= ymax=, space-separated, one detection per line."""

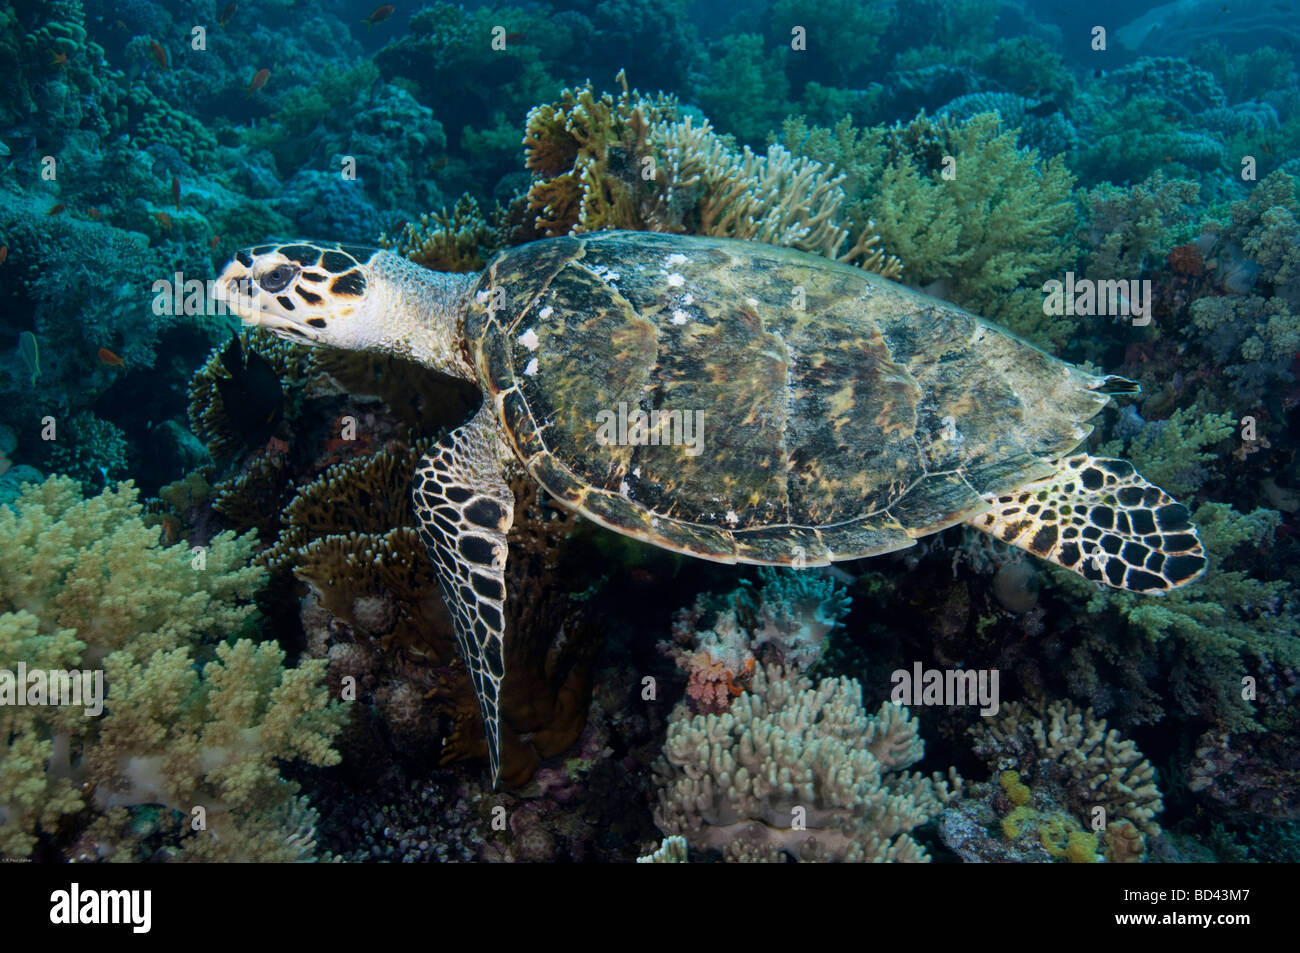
xmin=87 ymin=207 xmax=101 ymax=220
xmin=210 ymin=234 xmax=222 ymax=251
xmin=431 ymin=156 xmax=449 ymax=169
xmin=49 ymin=51 xmax=68 ymax=68
xmin=0 ymin=245 xmax=7 ymax=265
xmin=150 ymin=40 xmax=168 ymax=70
xmin=18 ymin=332 xmax=39 ymax=386
xmin=46 ymin=203 xmax=66 ymax=217
xmin=218 ymin=2 xmax=238 ymax=29
xmin=155 ymin=210 xmax=173 ymax=230
xmin=114 ymin=19 xmax=129 ymax=31
xmin=246 ymin=68 xmax=270 ymax=95
xmin=98 ymin=347 xmax=125 ymax=367
xmin=363 ymin=5 xmax=395 ymax=26
xmin=172 ymin=175 xmax=181 ymax=210
xmin=1026 ymin=99 xmax=1058 ymax=117
xmin=505 ymin=31 xmax=526 ymax=44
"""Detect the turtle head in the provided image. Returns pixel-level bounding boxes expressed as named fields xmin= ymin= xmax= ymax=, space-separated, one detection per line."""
xmin=215 ymin=241 xmax=476 ymax=379
xmin=215 ymin=242 xmax=382 ymax=346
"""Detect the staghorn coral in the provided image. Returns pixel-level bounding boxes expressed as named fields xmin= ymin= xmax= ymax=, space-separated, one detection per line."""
xmin=0 ymin=477 xmax=344 ymax=860
xmin=970 ymin=699 xmax=1163 ymax=838
xmin=654 ymin=664 xmax=959 ymax=862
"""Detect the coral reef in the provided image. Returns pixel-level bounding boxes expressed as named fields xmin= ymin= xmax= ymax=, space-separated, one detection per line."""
xmin=781 ymin=111 xmax=1076 ymax=346
xmin=0 ymin=477 xmax=345 ymax=860
xmin=969 ymin=700 xmax=1164 ymax=837
xmin=663 ymin=568 xmax=850 ymax=714
xmin=523 ymin=76 xmax=900 ymax=275
xmin=654 ymin=664 xmax=960 ymax=862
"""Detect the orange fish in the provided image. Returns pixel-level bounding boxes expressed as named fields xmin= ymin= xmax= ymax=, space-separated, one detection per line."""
xmin=87 ymin=207 xmax=102 ymax=220
xmin=150 ymin=40 xmax=168 ymax=70
xmin=363 ymin=5 xmax=395 ymax=26
xmin=218 ymin=2 xmax=238 ymax=29
xmin=47 ymin=204 xmax=66 ymax=217
xmin=0 ymin=245 xmax=7 ymax=265
xmin=210 ymin=234 xmax=222 ymax=251
xmin=505 ymin=31 xmax=526 ymax=44
xmin=155 ymin=210 xmax=173 ymax=230
xmin=246 ymin=67 xmax=270 ymax=95
xmin=172 ymin=175 xmax=181 ymax=210
xmin=49 ymin=51 xmax=68 ymax=68
xmin=98 ymin=347 xmax=125 ymax=367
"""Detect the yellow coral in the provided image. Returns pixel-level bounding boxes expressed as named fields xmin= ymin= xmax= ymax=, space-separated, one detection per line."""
xmin=1066 ymin=831 xmax=1101 ymax=863
xmin=999 ymin=769 xmax=1031 ymax=806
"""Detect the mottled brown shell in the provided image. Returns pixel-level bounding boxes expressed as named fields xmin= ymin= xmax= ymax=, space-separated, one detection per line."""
xmin=465 ymin=231 xmax=1110 ymax=565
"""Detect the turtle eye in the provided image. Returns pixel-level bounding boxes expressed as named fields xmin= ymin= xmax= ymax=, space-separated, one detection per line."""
xmin=259 ymin=264 xmax=297 ymax=293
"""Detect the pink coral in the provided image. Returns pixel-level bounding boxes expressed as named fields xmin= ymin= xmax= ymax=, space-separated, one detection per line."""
xmin=679 ymin=651 xmax=756 ymax=714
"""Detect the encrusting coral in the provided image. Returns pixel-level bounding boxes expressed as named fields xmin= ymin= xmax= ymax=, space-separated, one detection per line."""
xmin=654 ymin=664 xmax=960 ymax=862
xmin=0 ymin=477 xmax=346 ymax=860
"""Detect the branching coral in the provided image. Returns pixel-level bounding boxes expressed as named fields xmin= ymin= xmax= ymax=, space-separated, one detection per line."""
xmin=522 ymin=76 xmax=901 ymax=276
xmin=654 ymin=664 xmax=959 ymax=862
xmin=1097 ymin=405 xmax=1235 ymax=498
xmin=0 ymin=477 xmax=344 ymax=859
xmin=696 ymin=33 xmax=793 ymax=145
xmin=782 ymin=111 xmax=1076 ymax=345
xmin=380 ymin=195 xmax=506 ymax=272
xmin=1080 ymin=172 xmax=1202 ymax=279
xmin=970 ymin=700 xmax=1163 ymax=837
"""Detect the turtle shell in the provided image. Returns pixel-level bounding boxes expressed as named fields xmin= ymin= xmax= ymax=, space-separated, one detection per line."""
xmin=465 ymin=231 xmax=1110 ymax=566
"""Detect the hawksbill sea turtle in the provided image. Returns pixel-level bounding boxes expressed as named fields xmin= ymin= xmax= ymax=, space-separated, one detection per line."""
xmin=215 ymin=231 xmax=1207 ymax=785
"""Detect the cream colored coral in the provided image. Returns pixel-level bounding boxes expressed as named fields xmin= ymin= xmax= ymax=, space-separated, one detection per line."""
xmin=973 ymin=700 xmax=1163 ymax=836
xmin=0 ymin=477 xmax=345 ymax=859
xmin=655 ymin=664 xmax=958 ymax=862
xmin=0 ymin=477 xmax=262 ymax=665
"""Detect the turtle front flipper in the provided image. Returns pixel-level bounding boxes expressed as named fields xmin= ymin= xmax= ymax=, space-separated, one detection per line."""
xmin=412 ymin=404 xmax=515 ymax=786
xmin=967 ymin=454 xmax=1207 ymax=593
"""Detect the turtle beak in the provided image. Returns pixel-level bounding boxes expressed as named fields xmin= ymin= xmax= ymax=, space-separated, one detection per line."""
xmin=213 ymin=255 xmax=258 ymax=321
xmin=214 ymin=253 xmax=323 ymax=344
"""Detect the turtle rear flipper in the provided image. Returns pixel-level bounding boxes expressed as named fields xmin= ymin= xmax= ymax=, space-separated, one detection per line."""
xmin=412 ymin=404 xmax=515 ymax=786
xmin=967 ymin=454 xmax=1207 ymax=592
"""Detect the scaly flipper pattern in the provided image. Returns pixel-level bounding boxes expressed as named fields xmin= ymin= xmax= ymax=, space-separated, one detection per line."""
xmin=968 ymin=455 xmax=1207 ymax=592
xmin=412 ymin=404 xmax=515 ymax=785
